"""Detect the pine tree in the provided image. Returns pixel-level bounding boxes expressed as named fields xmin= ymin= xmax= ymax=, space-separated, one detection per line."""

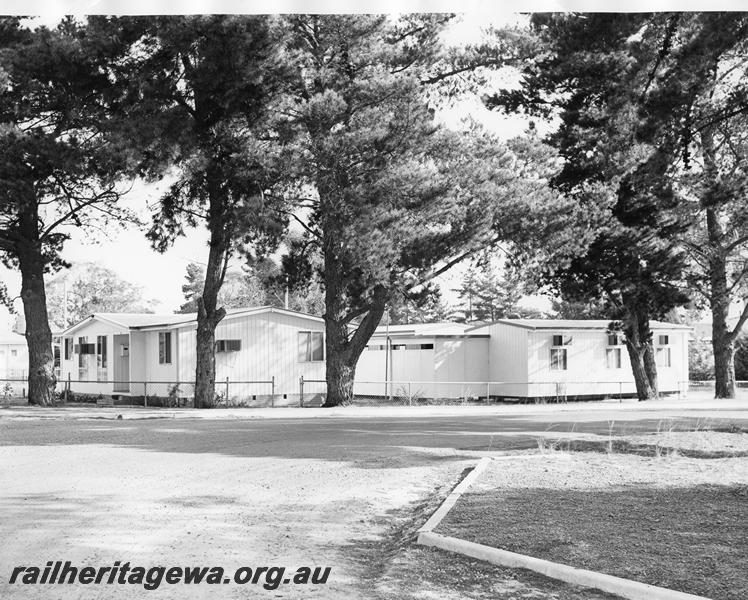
xmin=103 ymin=16 xmax=289 ymax=407
xmin=487 ymin=14 xmax=695 ymax=400
xmin=177 ymin=262 xmax=266 ymax=314
xmin=0 ymin=18 xmax=133 ymax=404
xmin=279 ymin=15 xmax=529 ymax=406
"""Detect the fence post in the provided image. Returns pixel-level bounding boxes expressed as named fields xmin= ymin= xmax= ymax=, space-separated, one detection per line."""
xmin=225 ymin=377 xmax=230 ymax=406
xmin=299 ymin=375 xmax=304 ymax=408
xmin=64 ymin=373 xmax=70 ymax=403
xmin=619 ymin=381 xmax=622 ymax=403
xmin=144 ymin=381 xmax=148 ymax=408
xmin=486 ymin=381 xmax=490 ymax=403
xmin=271 ymin=376 xmax=275 ymax=408
xmin=408 ymin=382 xmax=412 ymax=406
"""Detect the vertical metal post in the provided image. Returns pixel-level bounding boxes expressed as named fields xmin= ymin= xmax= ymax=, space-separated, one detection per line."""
xmin=144 ymin=381 xmax=148 ymax=408
xmin=408 ymin=381 xmax=412 ymax=406
xmin=64 ymin=373 xmax=70 ymax=403
xmin=271 ymin=376 xmax=275 ymax=407
xmin=619 ymin=381 xmax=622 ymax=403
xmin=299 ymin=375 xmax=304 ymax=408
xmin=486 ymin=381 xmax=490 ymax=403
xmin=225 ymin=377 xmax=230 ymax=406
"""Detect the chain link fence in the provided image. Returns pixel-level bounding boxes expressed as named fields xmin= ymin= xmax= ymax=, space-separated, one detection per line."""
xmin=6 ymin=376 xmax=747 ymax=408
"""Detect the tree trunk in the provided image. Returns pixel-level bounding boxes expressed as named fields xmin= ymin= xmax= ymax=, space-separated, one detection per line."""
xmin=622 ymin=308 xmax=657 ymax=401
xmin=701 ymin=126 xmax=736 ymax=399
xmin=643 ymin=341 xmax=659 ymax=399
xmin=324 ymin=319 xmax=356 ymax=406
xmin=707 ymin=214 xmax=735 ymax=398
xmin=321 ymin=236 xmax=387 ymax=406
xmin=713 ymin=327 xmax=736 ymax=399
xmin=16 ymin=204 xmax=56 ymax=406
xmin=193 ymin=169 xmax=229 ymax=409
xmin=626 ymin=340 xmax=655 ymax=401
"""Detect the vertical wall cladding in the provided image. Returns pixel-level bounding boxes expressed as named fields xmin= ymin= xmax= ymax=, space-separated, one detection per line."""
xmin=0 ymin=340 xmax=28 ymax=379
xmin=129 ymin=331 xmax=146 ymax=389
xmin=60 ymin=319 xmax=129 ymax=397
xmin=527 ymin=328 xmax=620 ymax=398
xmin=354 ymin=337 xmax=435 ymax=398
xmin=143 ymin=329 xmax=179 ymax=397
xmin=354 ymin=336 xmax=489 ymax=400
xmin=177 ymin=310 xmax=326 ymax=402
xmin=477 ymin=323 xmax=529 ymax=398
xmin=650 ymin=328 xmax=688 ymax=393
xmin=526 ymin=327 xmax=687 ymax=398
xmin=433 ymin=337 xmax=490 ymax=398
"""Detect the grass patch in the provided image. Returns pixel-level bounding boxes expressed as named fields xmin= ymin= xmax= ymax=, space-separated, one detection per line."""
xmin=439 ymin=483 xmax=748 ymax=600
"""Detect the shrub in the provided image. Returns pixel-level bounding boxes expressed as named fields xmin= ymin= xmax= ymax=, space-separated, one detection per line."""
xmin=689 ymin=340 xmax=714 ymax=381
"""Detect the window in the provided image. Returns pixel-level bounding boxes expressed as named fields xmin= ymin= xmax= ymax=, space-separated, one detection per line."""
xmin=216 ymin=339 xmax=241 ymax=353
xmin=78 ymin=336 xmax=90 ymax=380
xmin=97 ymin=336 xmax=107 ymax=369
xmin=656 ymin=347 xmax=671 ymax=367
xmin=608 ymin=333 xmax=623 ymax=346
xmin=550 ymin=334 xmax=570 ymax=370
xmin=550 ymin=348 xmax=567 ymax=370
xmin=658 ymin=335 xmax=669 ymax=346
xmin=159 ymin=332 xmax=172 ymax=364
xmin=298 ymin=331 xmax=324 ymax=362
xmin=606 ymin=347 xmax=622 ymax=369
xmin=96 ymin=335 xmax=107 ymax=382
xmin=64 ymin=337 xmax=72 ymax=360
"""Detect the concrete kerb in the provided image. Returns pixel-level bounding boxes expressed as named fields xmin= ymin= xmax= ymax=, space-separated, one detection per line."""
xmin=415 ymin=456 xmax=713 ymax=600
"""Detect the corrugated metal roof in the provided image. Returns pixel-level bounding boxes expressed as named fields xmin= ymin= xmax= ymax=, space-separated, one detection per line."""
xmin=469 ymin=318 xmax=692 ymax=331
xmin=61 ymin=306 xmax=324 ymax=335
xmin=96 ymin=313 xmax=194 ymax=328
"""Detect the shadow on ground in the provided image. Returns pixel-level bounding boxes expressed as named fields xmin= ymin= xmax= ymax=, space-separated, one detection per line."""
xmin=2 ymin=415 xmax=748 ymax=467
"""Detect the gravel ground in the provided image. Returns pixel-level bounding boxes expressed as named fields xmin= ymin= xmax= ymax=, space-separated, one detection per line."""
xmin=0 ymin=442 xmax=468 ymax=599
xmin=623 ymin=429 xmax=748 ymax=454
xmin=439 ymin=452 xmax=748 ymax=600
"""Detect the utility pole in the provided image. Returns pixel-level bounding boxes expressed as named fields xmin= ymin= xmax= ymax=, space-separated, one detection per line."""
xmin=63 ymin=278 xmax=69 ymax=327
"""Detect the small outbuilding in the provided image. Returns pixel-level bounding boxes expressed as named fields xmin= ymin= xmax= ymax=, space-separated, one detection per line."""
xmin=0 ymin=331 xmax=27 ymax=380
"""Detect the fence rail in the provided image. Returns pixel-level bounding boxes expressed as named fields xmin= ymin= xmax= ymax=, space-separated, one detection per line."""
xmin=3 ymin=376 xmax=747 ymax=408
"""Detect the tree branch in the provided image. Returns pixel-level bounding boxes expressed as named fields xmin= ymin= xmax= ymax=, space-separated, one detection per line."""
xmin=728 ymin=300 xmax=748 ymax=343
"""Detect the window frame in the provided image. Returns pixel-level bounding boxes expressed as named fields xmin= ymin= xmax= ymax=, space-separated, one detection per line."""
xmin=550 ymin=347 xmax=568 ymax=371
xmin=216 ymin=339 xmax=241 ymax=353
xmin=606 ymin=347 xmax=622 ymax=369
xmin=550 ymin=333 xmax=570 ymax=371
xmin=158 ymin=331 xmax=172 ymax=365
xmin=298 ymin=331 xmax=324 ymax=362
xmin=656 ymin=346 xmax=671 ymax=368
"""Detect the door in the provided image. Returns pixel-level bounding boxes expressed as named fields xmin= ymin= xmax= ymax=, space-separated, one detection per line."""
xmin=113 ymin=334 xmax=130 ymax=392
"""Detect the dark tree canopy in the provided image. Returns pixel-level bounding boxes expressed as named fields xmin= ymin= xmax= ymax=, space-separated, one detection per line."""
xmin=0 ymin=17 xmax=134 ymax=404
